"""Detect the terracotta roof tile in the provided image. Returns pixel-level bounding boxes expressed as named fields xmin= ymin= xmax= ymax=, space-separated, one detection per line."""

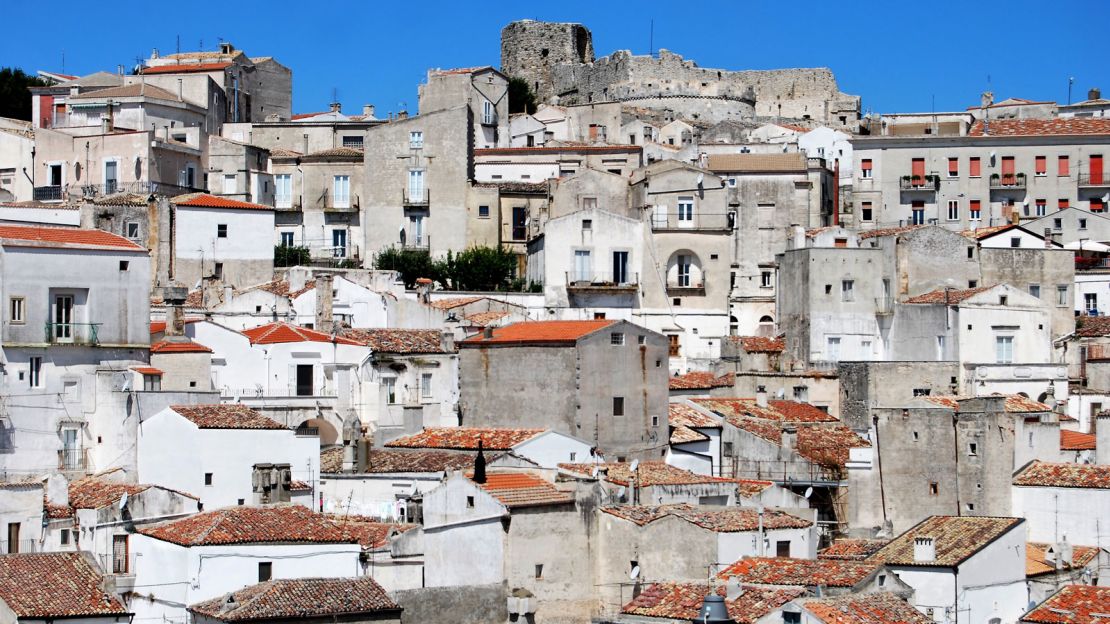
xmin=922 ymin=394 xmax=1053 ymax=413
xmin=868 ymin=515 xmax=1023 ymax=567
xmin=323 ymin=516 xmax=417 ymax=549
xmin=172 ymin=193 xmax=273 ymax=211
xmin=465 ymin=311 xmax=510 ymax=327
xmin=340 ymin=328 xmax=453 ymax=353
xmin=818 ymin=538 xmax=890 ymax=561
xmin=1022 ymin=585 xmax=1110 ymax=624
xmin=670 ymin=424 xmax=709 ymax=444
xmin=622 ymin=582 xmax=804 ymax=624
xmin=130 ymin=366 xmax=164 ymax=375
xmin=140 ymin=62 xmax=232 ymax=75
xmin=732 ymin=335 xmax=786 ymax=353
xmin=559 ymin=461 xmax=732 ymax=487
xmin=670 ymin=370 xmax=733 ymax=390
xmin=802 ymin=592 xmax=931 ymax=624
xmin=150 ymin=339 xmax=213 ymax=353
xmin=723 ymin=418 xmax=869 ymax=470
xmin=269 ymin=148 xmax=303 ymax=158
xmin=706 ymin=153 xmax=807 ymax=173
xmin=461 ymin=320 xmax=616 ymax=345
xmin=242 ymin=321 xmax=361 ymax=345
xmin=669 ymin=403 xmax=721 ymax=429
xmin=320 ymin=447 xmax=343 ymax=473
xmin=302 ymin=147 xmax=364 ymax=160
xmin=969 ymin=118 xmax=1110 ymax=137
xmin=335 ymin=449 xmax=481 ymax=474
xmin=601 ymin=504 xmax=811 ymax=532
xmin=960 ymin=223 xmax=1017 ymax=240
xmin=188 ymin=576 xmax=400 ymax=621
xmin=68 ymin=477 xmax=149 ymax=510
xmin=0 ymin=225 xmax=146 ymax=251
xmin=1025 ymin=542 xmax=1101 ymax=577
xmin=1013 ymin=461 xmax=1110 ymax=489
xmin=477 ymin=472 xmax=573 ymax=509
xmin=71 ymin=83 xmax=181 ymax=101
xmin=475 ymin=145 xmax=640 ymax=156
xmin=1061 ymin=430 xmax=1096 ymax=451
xmin=138 ymin=505 xmax=356 ymax=546
xmin=857 ymin=224 xmax=927 ymax=240
xmin=718 ymin=557 xmax=877 ymax=587
xmin=171 ymin=404 xmax=286 ymax=430
xmin=241 ymin=278 xmax=316 ymax=299
xmin=904 ymin=285 xmax=995 ymax=304
xmin=735 ymin=479 xmax=775 ymax=498
xmin=0 ymin=552 xmax=129 ymax=618
xmin=427 ymin=296 xmax=485 ymax=310
xmin=1076 ymin=316 xmax=1110 ymax=337
xmin=692 ymin=398 xmax=838 ymax=423
xmin=149 ymin=317 xmax=202 ymax=333
xmin=385 ymin=427 xmax=544 ymax=451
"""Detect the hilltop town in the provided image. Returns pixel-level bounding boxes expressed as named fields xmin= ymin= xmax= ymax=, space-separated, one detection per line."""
xmin=0 ymin=18 xmax=1109 ymax=624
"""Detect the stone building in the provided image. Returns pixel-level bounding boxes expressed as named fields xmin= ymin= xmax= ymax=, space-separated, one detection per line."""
xmin=272 ymin=146 xmax=364 ymax=263
xmin=501 ymin=20 xmax=595 ymax=104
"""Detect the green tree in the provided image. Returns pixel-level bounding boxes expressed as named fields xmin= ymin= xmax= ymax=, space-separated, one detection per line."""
xmin=439 ymin=245 xmax=517 ymax=291
xmin=0 ymin=68 xmax=47 ymax=121
xmin=274 ymin=245 xmax=311 ymax=267
xmin=508 ymin=77 xmax=538 ymax=115
xmin=374 ymin=247 xmax=439 ymax=289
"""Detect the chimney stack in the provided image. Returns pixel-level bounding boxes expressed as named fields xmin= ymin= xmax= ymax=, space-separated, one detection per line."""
xmin=913 ymin=536 xmax=936 ymax=562
xmin=1044 ymin=228 xmax=1055 ymax=249
xmin=440 ymin=331 xmax=455 ymax=353
xmin=1090 ymin=88 xmax=1102 ymax=101
xmin=315 ymin=273 xmax=335 ymax=333
xmin=756 ymin=385 xmax=768 ymax=408
xmin=1096 ymin=412 xmax=1110 ymax=465
xmin=781 ymin=425 xmax=796 ymax=451
xmin=363 ymin=104 xmax=375 ymax=118
xmin=330 ymin=102 xmax=341 ymax=113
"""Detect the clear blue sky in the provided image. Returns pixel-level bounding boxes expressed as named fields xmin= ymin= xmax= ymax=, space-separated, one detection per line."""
xmin=1 ymin=0 xmax=1101 ymax=117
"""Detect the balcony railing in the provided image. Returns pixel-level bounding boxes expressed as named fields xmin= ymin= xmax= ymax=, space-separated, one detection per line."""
xmin=58 ymin=448 xmax=89 ymax=472
xmin=33 ymin=186 xmax=64 ymax=201
xmin=1079 ymin=173 xmax=1110 ymax=188
xmin=44 ymin=323 xmax=101 ymax=345
xmin=565 ymin=272 xmax=639 ymax=292
xmin=666 ymin=272 xmax=707 ymax=296
xmin=403 ymin=188 xmax=430 ymax=207
xmin=989 ymin=173 xmax=1027 ymax=189
xmin=74 ymin=180 xmax=208 ymax=199
xmin=99 ymin=553 xmax=136 ymax=576
xmin=651 ymin=213 xmax=733 ymax=232
xmin=275 ymin=197 xmax=299 ymax=211
xmin=0 ymin=540 xmax=37 ymax=554
xmin=899 ymin=176 xmax=940 ymax=191
xmin=295 ymin=426 xmax=320 ymax=437
xmin=401 ymin=234 xmax=430 ymax=250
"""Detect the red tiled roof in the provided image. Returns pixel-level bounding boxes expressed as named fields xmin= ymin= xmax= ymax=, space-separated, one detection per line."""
xmin=1061 ymin=430 xmax=1096 ymax=451
xmin=172 ymin=193 xmax=273 ymax=211
xmin=385 ymin=427 xmax=545 ymax=450
xmin=242 ymin=278 xmax=316 ymax=299
xmin=149 ymin=317 xmax=202 ymax=334
xmin=465 ymin=311 xmax=510 ymax=327
xmin=340 ymin=449 xmax=481 ymax=474
xmin=622 ymin=582 xmax=804 ymax=624
xmin=290 ymin=112 xmax=329 ymax=120
xmin=959 ymin=223 xmax=1017 ymax=240
xmin=242 ymin=321 xmax=361 ymax=345
xmin=171 ymin=404 xmax=286 ymax=430
xmin=477 ymin=473 xmax=574 ymax=509
xmin=670 ymin=370 xmax=733 ymax=390
xmin=735 ymin=479 xmax=775 ymax=498
xmin=922 ymin=394 xmax=1053 ymax=413
xmin=670 ymin=424 xmax=708 ymax=444
xmin=138 ymin=505 xmax=356 ymax=546
xmin=733 ymin=335 xmax=786 ymax=353
xmin=461 ymin=320 xmax=616 ymax=345
xmin=141 ymin=62 xmax=232 ymax=75
xmin=692 ymin=398 xmax=838 ymax=423
xmin=302 ymin=147 xmax=364 ymax=159
xmin=722 ymin=418 xmax=869 ymax=470
xmin=188 ymin=577 xmax=400 ymax=621
xmin=427 ymin=296 xmax=485 ymax=310
xmin=1013 ymin=461 xmax=1110 ymax=489
xmin=68 ymin=477 xmax=148 ymax=510
xmin=0 ymin=552 xmax=129 ymax=618
xmin=904 ymin=285 xmax=995 ymax=304
xmin=856 ymin=224 xmax=927 ymax=240
xmin=969 ymin=118 xmax=1110 ymax=137
xmin=131 ymin=366 xmax=164 ymax=376
xmin=601 ymin=504 xmax=812 ymax=532
xmin=1022 ymin=585 xmax=1110 ymax=624
xmin=1025 ymin=542 xmax=1101 ymax=577
xmin=324 ymin=516 xmax=417 ymax=549
xmin=150 ymin=340 xmax=213 ymax=353
xmin=802 ymin=592 xmax=931 ymax=624
xmin=869 ymin=515 xmax=1023 ymax=567
xmin=340 ymin=328 xmax=453 ymax=353
xmin=669 ymin=403 xmax=720 ymax=428
xmin=559 ymin=461 xmax=732 ymax=487
xmin=0 ymin=225 xmax=146 ymax=251
xmin=718 ymin=557 xmax=877 ymax=587
xmin=818 ymin=538 xmax=890 ymax=561
xmin=1076 ymin=316 xmax=1110 ymax=337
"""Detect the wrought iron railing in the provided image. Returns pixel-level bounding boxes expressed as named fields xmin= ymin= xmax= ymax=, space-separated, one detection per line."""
xmin=44 ymin=323 xmax=101 ymax=345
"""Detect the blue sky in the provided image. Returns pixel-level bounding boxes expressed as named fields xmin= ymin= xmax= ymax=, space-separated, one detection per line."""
xmin=1 ymin=0 xmax=1100 ymax=117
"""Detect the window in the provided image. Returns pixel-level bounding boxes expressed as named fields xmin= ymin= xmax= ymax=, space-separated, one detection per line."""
xmin=613 ymin=397 xmax=624 ymax=416
xmin=1093 ymin=198 xmax=1106 ymax=213
xmin=913 ymin=388 xmax=932 ymax=397
xmin=610 ymin=332 xmax=625 ymax=346
xmin=826 ymin=336 xmax=841 ymax=361
xmin=60 ymin=529 xmax=70 ymax=545
xmin=534 ymin=564 xmax=543 ymax=579
xmin=727 ymin=177 xmax=736 ymax=187
xmin=143 ymin=374 xmax=161 ymax=392
xmin=860 ymin=159 xmax=873 ymax=178
xmin=112 ymin=535 xmax=129 ymax=573
xmin=969 ymin=157 xmax=982 ymax=177
xmin=1086 ymin=293 xmax=1099 ymax=314
xmin=332 ymin=229 xmax=347 ymax=258
xmin=258 ymin=562 xmax=272 ymax=582
xmin=677 ymin=197 xmax=695 ymax=227
xmin=968 ymin=442 xmax=978 ymax=456
xmin=213 ymin=263 xmax=223 ymax=279
xmin=860 ymin=201 xmax=873 ymax=222
xmin=119 ymin=261 xmax=129 ymax=271
xmin=841 ymin=279 xmax=854 ymax=302
xmin=204 ymin=473 xmax=213 ymax=486
xmin=947 ymin=200 xmax=959 ymax=221
xmin=217 ymin=224 xmax=227 ymax=238
xmin=793 ymin=386 xmax=808 ymax=401
xmin=776 ymin=541 xmax=791 ymax=557
xmin=421 ymin=373 xmax=433 ymax=398
xmin=613 ymin=251 xmax=629 ymax=284
xmin=482 ymin=101 xmax=495 ymax=125
xmin=409 ymin=131 xmax=423 ymax=148
xmin=947 ymin=157 xmax=958 ymax=177
xmin=333 ymin=175 xmax=350 ymax=208
xmin=967 ymin=247 xmax=974 ymax=259
xmin=1079 ymin=218 xmax=1088 ymax=230
xmin=125 ymin=222 xmax=140 ymax=239
xmin=1059 ymin=155 xmax=1070 ymax=176
xmin=1010 ymin=237 xmax=1021 ymax=248
xmin=384 ymin=378 xmax=397 ymax=404
xmin=668 ymin=334 xmax=680 ymax=356
xmin=466 ymin=496 xmax=474 ymax=508
xmin=1029 ymin=284 xmax=1041 ymax=298
xmin=280 ymin=232 xmax=294 ymax=247
xmin=995 ymin=336 xmax=1014 ymax=363
xmin=275 ymin=174 xmax=292 ymax=208
xmin=512 ymin=206 xmax=527 ymax=240
xmin=929 ymin=482 xmax=939 ymax=495
xmin=28 ymin=357 xmax=41 ymax=388
xmin=1035 ymin=155 xmax=1047 ymax=176
xmin=676 ymin=254 xmax=692 ymax=287
xmin=969 ymin=199 xmax=982 ymax=220
xmin=342 ymin=135 xmax=364 ymax=149
xmin=784 ymin=613 xmax=802 ymax=624
xmin=222 ymin=173 xmax=236 ymax=195
xmin=1035 ymin=199 xmax=1046 ymax=216
xmin=582 ymin=219 xmax=592 ymax=230
xmin=9 ymin=297 xmax=24 ymax=324
xmin=478 ymin=205 xmax=490 ymax=218
xmin=637 ymin=335 xmax=646 ymax=345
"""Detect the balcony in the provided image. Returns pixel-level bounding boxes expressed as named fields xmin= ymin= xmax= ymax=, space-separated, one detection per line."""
xmin=666 ymin=272 xmax=707 ymax=296
xmin=0 ymin=540 xmax=37 ymax=554
xmin=99 ymin=553 xmax=136 ymax=576
xmin=875 ymin=296 xmax=894 ymax=315
xmin=989 ymin=173 xmax=1027 ymax=189
xmin=565 ymin=272 xmax=639 ymax=293
xmin=400 ymin=234 xmax=430 ymax=250
xmin=274 ymin=197 xmax=300 ymax=212
xmin=33 ymin=185 xmax=63 ymax=202
xmin=403 ymin=188 xmax=430 ymax=207
xmin=898 ymin=176 xmax=939 ymax=191
xmin=650 ymin=212 xmax=733 ymax=232
xmin=58 ymin=448 xmax=89 ymax=472
xmin=1079 ymin=173 xmax=1110 ymax=188
xmin=74 ymin=180 xmax=208 ymax=199
xmin=325 ymin=197 xmax=359 ymax=212
xmin=44 ymin=323 xmax=101 ymax=345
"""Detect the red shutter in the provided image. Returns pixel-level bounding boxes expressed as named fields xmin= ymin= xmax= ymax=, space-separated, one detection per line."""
xmin=948 ymin=158 xmax=958 ymax=177
xmin=1001 ymin=156 xmax=1015 ymax=183
xmin=1059 ymin=199 xmax=1070 ymax=209
xmin=1093 ymin=199 xmax=1105 ymax=213
xmin=1035 ymin=156 xmax=1046 ymax=175
xmin=39 ymin=95 xmax=53 ymax=128
xmin=1092 ymin=155 xmax=1104 ymax=185
xmin=861 ymin=159 xmax=872 ymax=171
xmin=970 ymin=157 xmax=982 ymax=177
xmin=1059 ymin=156 xmax=1070 ymax=176
xmin=911 ymin=158 xmax=925 ymax=186
xmin=970 ymin=200 xmax=982 ymax=216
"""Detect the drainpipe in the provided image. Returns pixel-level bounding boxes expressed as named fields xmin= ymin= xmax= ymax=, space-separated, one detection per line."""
xmin=872 ymin=414 xmax=888 ymax=525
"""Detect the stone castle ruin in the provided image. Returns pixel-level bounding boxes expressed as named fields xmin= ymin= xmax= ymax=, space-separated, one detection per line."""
xmin=501 ymin=19 xmax=860 ymax=129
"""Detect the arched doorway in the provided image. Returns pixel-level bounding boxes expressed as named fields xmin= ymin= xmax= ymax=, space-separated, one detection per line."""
xmin=296 ymin=418 xmax=339 ymax=445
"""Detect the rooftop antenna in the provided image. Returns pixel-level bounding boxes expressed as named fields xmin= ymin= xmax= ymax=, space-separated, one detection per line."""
xmin=176 ymin=34 xmax=180 ymax=55
xmin=648 ymin=19 xmax=654 ymax=58
xmin=61 ymin=50 xmax=65 ymax=75
xmin=1068 ymin=76 xmax=1075 ymax=105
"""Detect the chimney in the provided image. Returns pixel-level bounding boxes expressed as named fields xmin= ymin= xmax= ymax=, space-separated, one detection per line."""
xmin=161 ymin=285 xmax=188 ymax=337
xmin=440 ymin=331 xmax=455 ymax=353
xmin=756 ymin=385 xmax=768 ymax=408
xmin=201 ymin=276 xmax=223 ymax=310
xmin=1044 ymin=228 xmax=1055 ymax=249
xmin=397 ymin=110 xmax=408 ymax=120
xmin=913 ymin=536 xmax=936 ymax=563
xmin=790 ymin=224 xmax=805 ymax=250
xmin=151 ymin=48 xmax=159 ymax=60
xmin=363 ymin=104 xmax=375 ymax=118
xmin=315 ymin=273 xmax=335 ymax=333
xmin=1096 ymin=412 xmax=1110 ymax=465
xmin=781 ymin=425 xmax=796 ymax=451
xmin=473 ymin=440 xmax=487 ymax=484
xmin=330 ymin=102 xmax=341 ymax=113
xmin=101 ymin=116 xmax=111 ymax=134
xmin=483 ymin=326 xmax=495 ymax=340
xmin=1090 ymin=88 xmax=1102 ymax=101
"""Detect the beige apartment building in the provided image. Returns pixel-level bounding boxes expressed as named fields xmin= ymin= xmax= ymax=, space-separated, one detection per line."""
xmin=852 ymin=118 xmax=1110 ymax=231
xmin=272 ymin=146 xmax=364 ymax=263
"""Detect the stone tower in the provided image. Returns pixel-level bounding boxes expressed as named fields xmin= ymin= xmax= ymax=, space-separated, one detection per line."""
xmin=500 ymin=20 xmax=594 ymax=104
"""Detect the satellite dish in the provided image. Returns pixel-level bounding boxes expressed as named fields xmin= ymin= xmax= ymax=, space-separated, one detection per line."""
xmin=630 ymin=565 xmax=640 ymax=580
xmin=616 ymin=486 xmax=626 ymax=499
xmin=120 ymin=378 xmax=132 ymax=393
xmin=591 ymin=466 xmax=599 ymax=478
xmin=119 ymin=492 xmax=128 ymax=510
xmin=630 ymin=459 xmax=640 ymax=472
xmin=695 ymin=173 xmax=704 ymax=186
xmin=804 ymin=487 xmax=813 ymax=499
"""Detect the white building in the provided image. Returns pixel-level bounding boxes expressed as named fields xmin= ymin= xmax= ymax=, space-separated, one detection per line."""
xmin=0 ymin=118 xmax=35 ymax=202
xmin=384 ymin=427 xmax=594 ymax=469
xmin=665 ymin=402 xmax=722 ymax=476
xmin=1012 ymin=459 xmax=1110 ymax=546
xmin=171 ymin=193 xmax=275 ymax=289
xmin=138 ymin=404 xmax=319 ymax=509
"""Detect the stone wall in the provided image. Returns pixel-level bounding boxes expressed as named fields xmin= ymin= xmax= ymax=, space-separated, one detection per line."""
xmin=501 ymin=20 xmax=594 ymax=103
xmin=390 ymin=584 xmax=507 ymax=624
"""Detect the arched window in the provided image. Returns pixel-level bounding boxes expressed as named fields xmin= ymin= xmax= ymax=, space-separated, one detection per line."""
xmin=667 ymin=251 xmax=703 ymax=289
xmin=729 ymin=316 xmax=739 ymax=336
xmin=758 ymin=315 xmax=775 ymax=337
